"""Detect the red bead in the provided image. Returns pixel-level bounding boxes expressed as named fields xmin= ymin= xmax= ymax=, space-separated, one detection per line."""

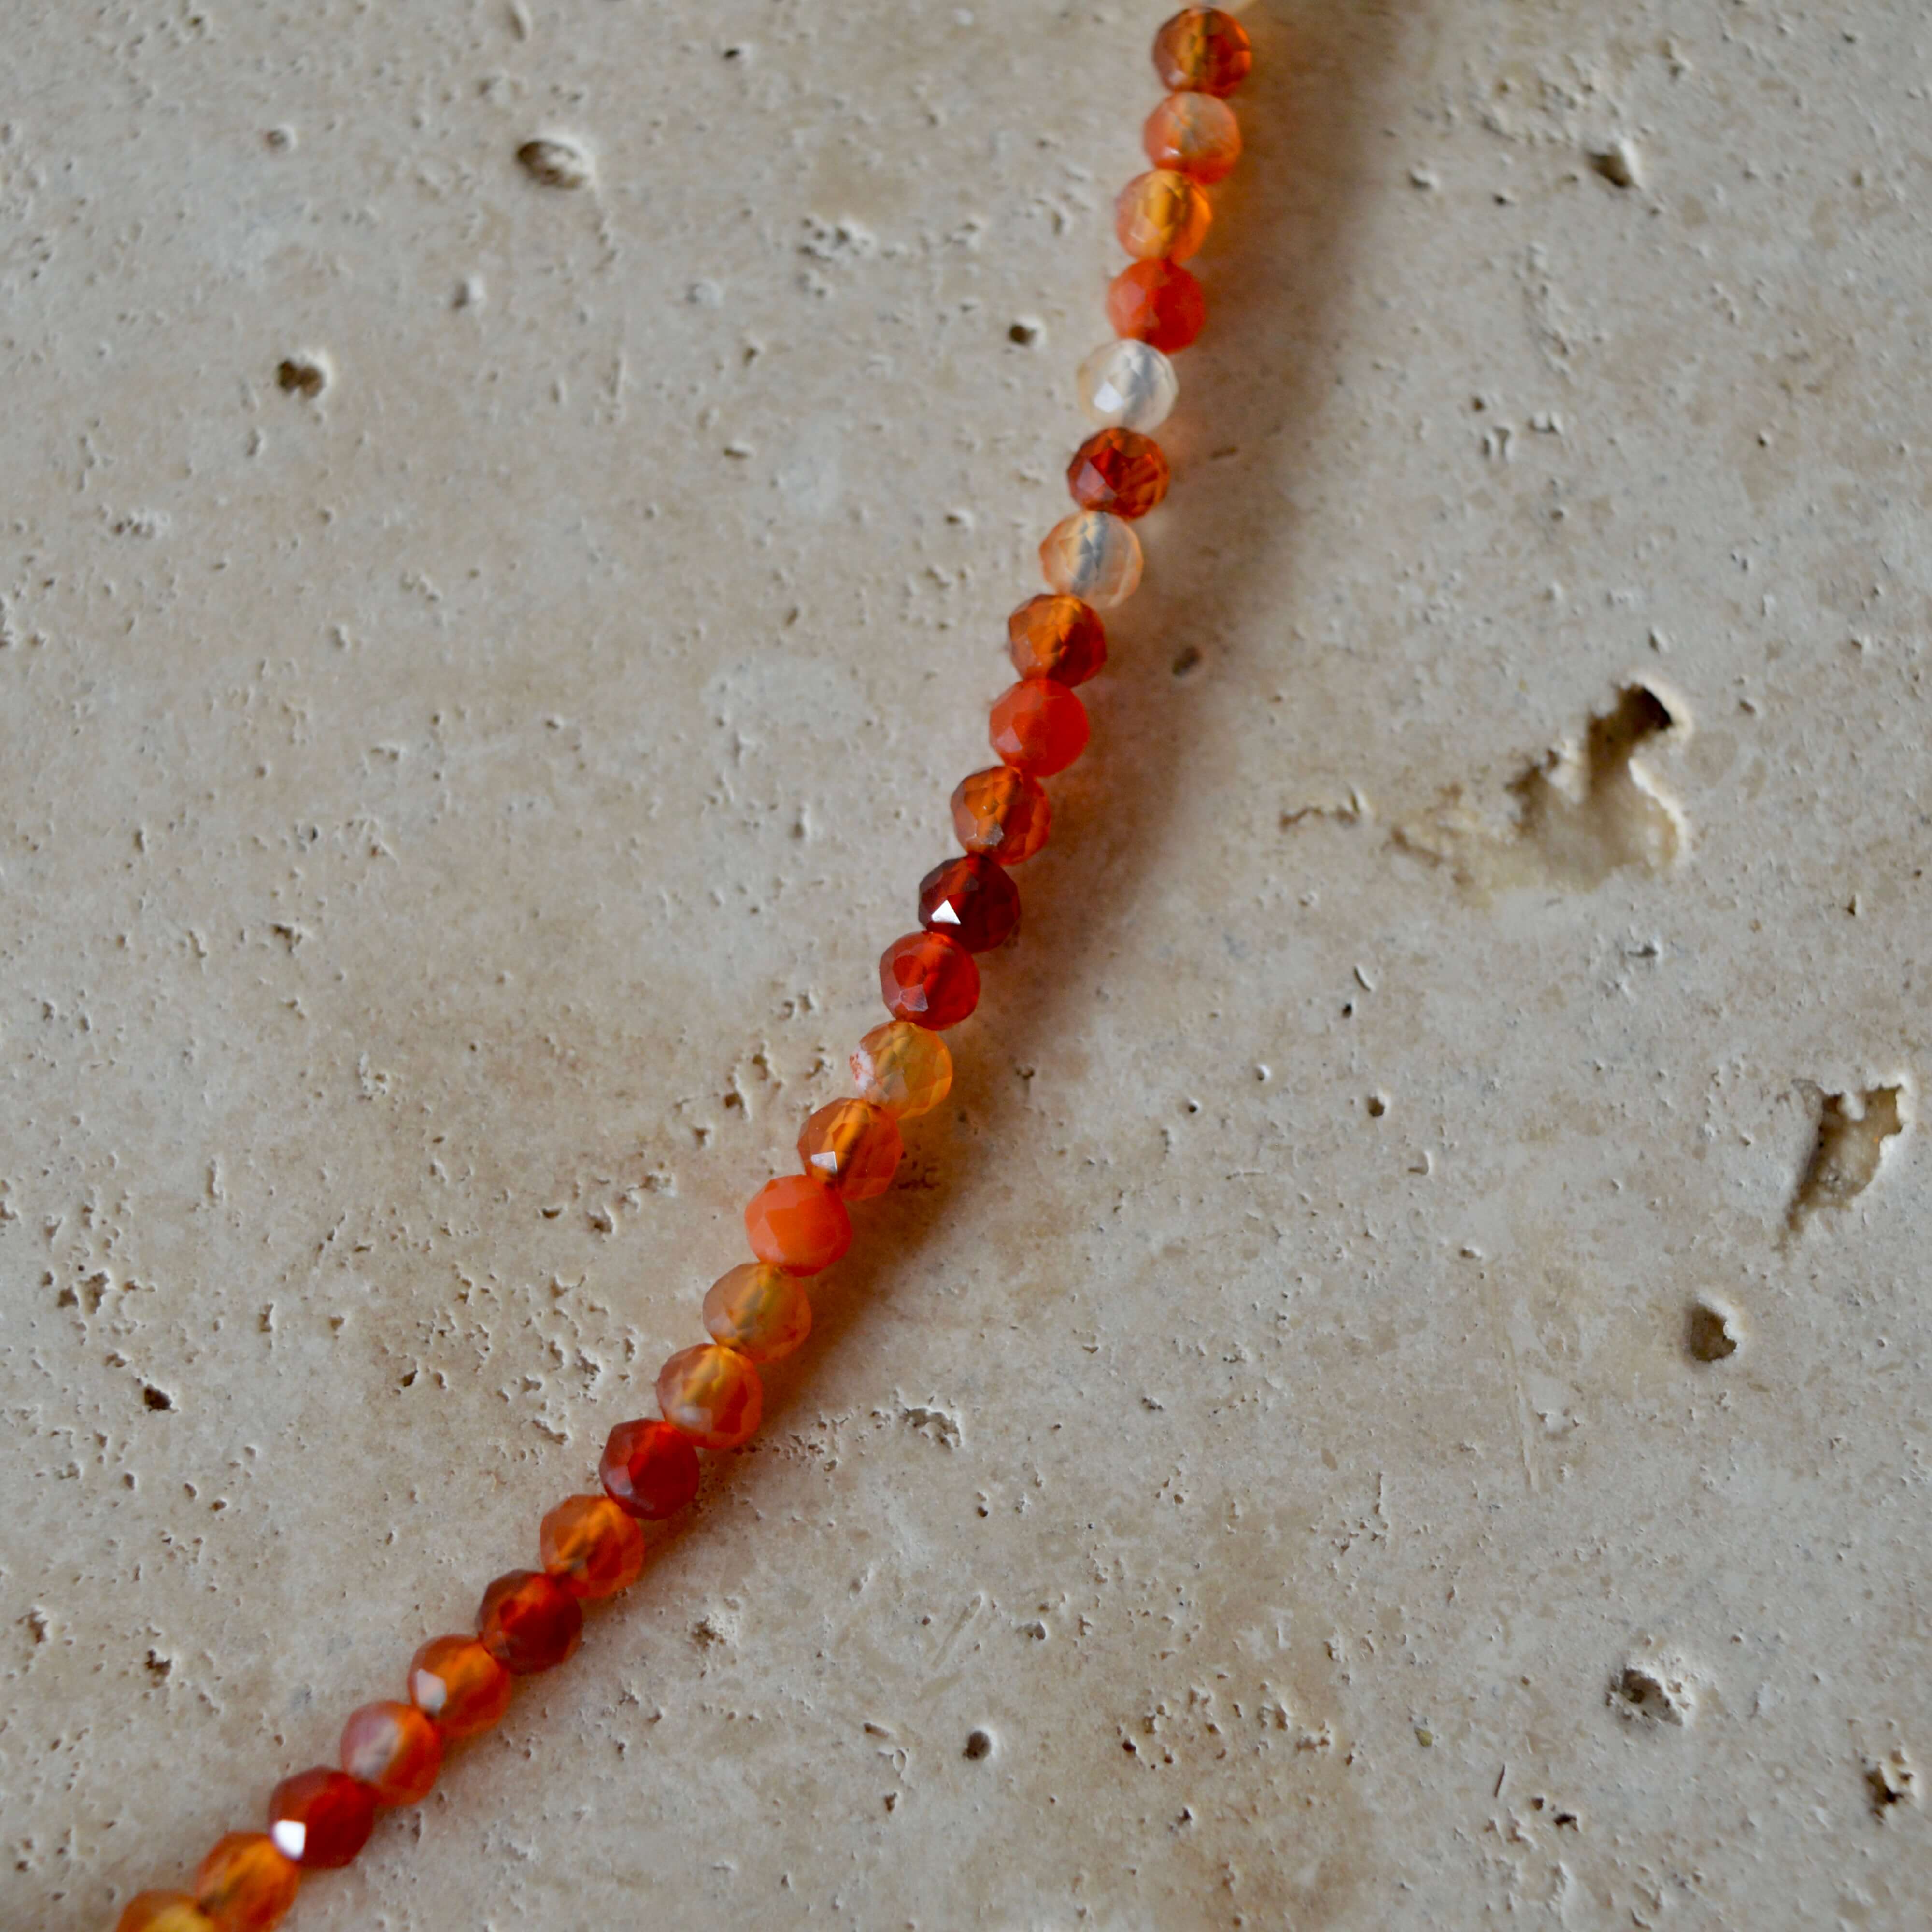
xmin=1007 ymin=594 xmax=1106 ymax=686
xmin=1067 ymin=428 xmax=1170 ymax=520
xmin=745 ymin=1173 xmax=852 ymax=1273
xmin=339 ymin=1700 xmax=443 ymax=1806
xmin=1152 ymin=8 xmax=1253 ymax=96
xmin=477 ymin=1569 xmax=583 ymax=1676
xmin=1107 ymin=259 xmax=1206 ymax=353
xmin=952 ymin=767 xmax=1051 ymax=865
xmin=798 ymin=1099 xmax=903 ymax=1200
xmin=266 ymin=1767 xmax=377 ymax=1870
xmin=879 ymin=931 xmax=980 ymax=1030
xmin=600 ymin=1416 xmax=702 ymax=1518
xmin=990 ymin=679 xmax=1090 ymax=777
xmin=406 ymin=1635 xmax=512 ymax=1739
xmin=918 ymin=854 xmax=1021 ymax=952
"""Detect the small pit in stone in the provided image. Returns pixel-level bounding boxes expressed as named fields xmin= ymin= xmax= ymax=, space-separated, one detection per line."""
xmin=142 ymin=1384 xmax=174 ymax=1411
xmin=964 ymin=1728 xmax=995 ymax=1760
xmin=1686 ymin=1296 xmax=1741 ymax=1363
xmin=1788 ymin=1081 xmax=1911 ymax=1231
xmin=516 ymin=137 xmax=593 ymax=190
xmin=276 ymin=355 xmax=329 ymax=399
xmin=1008 ymin=318 xmax=1044 ymax=347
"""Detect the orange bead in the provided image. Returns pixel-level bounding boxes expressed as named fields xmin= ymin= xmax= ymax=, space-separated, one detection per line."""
xmin=478 ymin=1569 xmax=582 ymax=1675
xmin=950 ymin=767 xmax=1051 ymax=867
xmin=1143 ymin=89 xmax=1242 ymax=182
xmin=850 ymin=1020 xmax=954 ymax=1119
xmin=194 ymin=1831 xmax=299 ymax=1931
xmin=407 ymin=1634 xmax=512 ymax=1738
xmin=1007 ymin=594 xmax=1106 ymax=686
xmin=599 ymin=1417 xmax=702 ymax=1519
xmin=118 ymin=1896 xmax=217 ymax=1932
xmin=704 ymin=1261 xmax=813 ymax=1363
xmin=1152 ymin=7 xmax=1253 ymax=96
xmin=1067 ymin=429 xmax=1170 ymax=520
xmin=656 ymin=1342 xmax=763 ymax=1449
xmin=799 ymin=1097 xmax=904 ymax=1199
xmin=540 ymin=1493 xmax=647 ymax=1599
xmin=879 ymin=930 xmax=980 ymax=1030
xmin=266 ymin=1768 xmax=375 ymax=1870
xmin=745 ymin=1172 xmax=852 ymax=1273
xmin=338 ymin=1701 xmax=443 ymax=1806
xmin=990 ymin=679 xmax=1090 ymax=776
xmin=1107 ymin=259 xmax=1206 ymax=354
xmin=1115 ymin=170 xmax=1210 ymax=262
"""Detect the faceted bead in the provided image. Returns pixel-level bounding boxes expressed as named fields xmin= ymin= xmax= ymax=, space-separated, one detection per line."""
xmin=477 ymin=1569 xmax=583 ymax=1676
xmin=656 ymin=1342 xmax=763 ymax=1450
xmin=339 ymin=1701 xmax=443 ymax=1806
xmin=599 ymin=1417 xmax=702 ymax=1519
xmin=117 ymin=1895 xmax=217 ymax=1932
xmin=745 ymin=1172 xmax=852 ymax=1273
xmin=194 ymin=1831 xmax=299 ymax=1932
xmin=1116 ymin=170 xmax=1210 ymax=262
xmin=1067 ymin=429 xmax=1170 ymax=520
xmin=1040 ymin=511 xmax=1143 ymax=609
xmin=265 ymin=1768 xmax=377 ymax=1870
xmin=1143 ymin=90 xmax=1242 ymax=183
xmin=1107 ymin=259 xmax=1206 ymax=354
xmin=918 ymin=854 xmax=1021 ymax=953
xmin=540 ymin=1494 xmax=647 ymax=1600
xmin=703 ymin=1262 xmax=813 ymax=1363
xmin=1077 ymin=339 xmax=1178 ymax=432
xmin=1152 ymin=7 xmax=1253 ymax=96
xmin=950 ymin=767 xmax=1051 ymax=867
xmin=1008 ymin=594 xmax=1106 ymax=686
xmin=851 ymin=1020 xmax=954 ymax=1117
xmin=879 ymin=930 xmax=980 ymax=1030
xmin=991 ymin=679 xmax=1092 ymax=776
xmin=799 ymin=1098 xmax=904 ymax=1199
xmin=406 ymin=1634 xmax=512 ymax=1739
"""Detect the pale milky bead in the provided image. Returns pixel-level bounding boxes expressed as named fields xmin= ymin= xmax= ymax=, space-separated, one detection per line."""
xmin=1077 ymin=338 xmax=1178 ymax=432
xmin=1039 ymin=511 xmax=1143 ymax=609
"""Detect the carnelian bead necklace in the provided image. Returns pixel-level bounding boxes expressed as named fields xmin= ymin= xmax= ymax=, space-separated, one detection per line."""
xmin=108 ymin=12 xmax=1253 ymax=1928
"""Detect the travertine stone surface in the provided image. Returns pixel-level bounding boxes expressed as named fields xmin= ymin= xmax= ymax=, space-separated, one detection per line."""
xmin=5 ymin=2 xmax=1929 ymax=1926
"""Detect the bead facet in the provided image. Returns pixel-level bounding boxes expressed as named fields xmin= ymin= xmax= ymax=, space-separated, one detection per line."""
xmin=1040 ymin=511 xmax=1143 ymax=609
xmin=1077 ymin=339 xmax=1178 ymax=431
xmin=990 ymin=679 xmax=1092 ymax=775
xmin=340 ymin=1701 xmax=443 ymax=1807
xmin=879 ymin=931 xmax=981 ymax=1030
xmin=703 ymin=1261 xmax=814 ymax=1362
xmin=745 ymin=1173 xmax=852 ymax=1272
xmin=1107 ymin=259 xmax=1206 ymax=354
xmin=656 ymin=1342 xmax=764 ymax=1449
xmin=1067 ymin=428 xmax=1171 ymax=520
xmin=1116 ymin=169 xmax=1211 ymax=262
xmin=1152 ymin=7 xmax=1253 ymax=96
xmin=1143 ymin=90 xmax=1242 ymax=183
xmin=1007 ymin=594 xmax=1107 ymax=686
xmin=407 ymin=1634 xmax=512 ymax=1738
xmin=117 ymin=1895 xmax=217 ymax=1932
xmin=540 ymin=1494 xmax=647 ymax=1599
xmin=477 ymin=1570 xmax=583 ymax=1676
xmin=266 ymin=1768 xmax=377 ymax=1870
xmin=851 ymin=1019 xmax=955 ymax=1118
xmin=194 ymin=1831 xmax=299 ymax=1932
xmin=799 ymin=1098 xmax=904 ymax=1198
xmin=599 ymin=1417 xmax=703 ymax=1519
xmin=950 ymin=767 xmax=1051 ymax=867
xmin=918 ymin=854 xmax=1022 ymax=953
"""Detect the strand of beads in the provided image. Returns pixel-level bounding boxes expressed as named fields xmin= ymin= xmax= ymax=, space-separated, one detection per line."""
xmin=109 ymin=11 xmax=1250 ymax=1929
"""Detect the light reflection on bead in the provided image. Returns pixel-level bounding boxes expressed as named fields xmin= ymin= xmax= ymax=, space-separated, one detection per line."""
xmin=1077 ymin=339 xmax=1178 ymax=432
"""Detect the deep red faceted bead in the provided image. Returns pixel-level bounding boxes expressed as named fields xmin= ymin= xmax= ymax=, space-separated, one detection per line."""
xmin=1107 ymin=259 xmax=1206 ymax=354
xmin=879 ymin=931 xmax=980 ymax=1030
xmin=1067 ymin=428 xmax=1171 ymax=520
xmin=477 ymin=1569 xmax=583 ymax=1676
xmin=266 ymin=1767 xmax=377 ymax=1870
xmin=599 ymin=1417 xmax=702 ymax=1520
xmin=1007 ymin=594 xmax=1107 ymax=686
xmin=990 ymin=679 xmax=1090 ymax=776
xmin=918 ymin=854 xmax=1021 ymax=953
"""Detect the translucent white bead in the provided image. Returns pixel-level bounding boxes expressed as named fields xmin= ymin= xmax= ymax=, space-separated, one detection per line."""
xmin=1039 ymin=511 xmax=1143 ymax=609
xmin=1076 ymin=339 xmax=1178 ymax=432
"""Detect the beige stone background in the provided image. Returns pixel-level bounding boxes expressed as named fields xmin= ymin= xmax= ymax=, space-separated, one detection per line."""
xmin=5 ymin=0 xmax=1930 ymax=1925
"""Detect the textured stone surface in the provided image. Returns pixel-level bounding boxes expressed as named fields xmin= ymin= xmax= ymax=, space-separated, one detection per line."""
xmin=4 ymin=1 xmax=1930 ymax=1927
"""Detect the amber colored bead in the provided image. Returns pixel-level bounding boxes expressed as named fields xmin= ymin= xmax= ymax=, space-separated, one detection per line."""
xmin=1143 ymin=90 xmax=1242 ymax=183
xmin=703 ymin=1262 xmax=813 ymax=1363
xmin=990 ymin=679 xmax=1090 ymax=777
xmin=194 ymin=1831 xmax=299 ymax=1932
xmin=540 ymin=1493 xmax=647 ymax=1600
xmin=266 ymin=1768 xmax=376 ymax=1870
xmin=745 ymin=1172 xmax=852 ymax=1272
xmin=951 ymin=767 xmax=1051 ymax=867
xmin=1107 ymin=259 xmax=1207 ymax=355
xmin=799 ymin=1097 xmax=904 ymax=1199
xmin=477 ymin=1569 xmax=583 ymax=1676
xmin=879 ymin=930 xmax=980 ymax=1030
xmin=1067 ymin=428 xmax=1170 ymax=521
xmin=339 ymin=1701 xmax=443 ymax=1807
xmin=1008 ymin=594 xmax=1106 ymax=686
xmin=599 ymin=1417 xmax=702 ymax=1519
xmin=119 ymin=1895 xmax=217 ymax=1932
xmin=918 ymin=854 xmax=1021 ymax=953
xmin=407 ymin=1634 xmax=512 ymax=1739
xmin=1116 ymin=170 xmax=1210 ymax=263
xmin=851 ymin=1020 xmax=954 ymax=1119
xmin=1152 ymin=7 xmax=1253 ymax=96
xmin=656 ymin=1342 xmax=763 ymax=1450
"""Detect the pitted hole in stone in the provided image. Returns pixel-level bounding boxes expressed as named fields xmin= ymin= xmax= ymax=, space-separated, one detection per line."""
xmin=1686 ymin=1296 xmax=1741 ymax=1363
xmin=964 ymin=1728 xmax=995 ymax=1761
xmin=1009 ymin=318 xmax=1045 ymax=347
xmin=142 ymin=1384 xmax=174 ymax=1411
xmin=1610 ymin=1656 xmax=1698 ymax=1728
xmin=1866 ymin=1748 xmax=1919 ymax=1818
xmin=1788 ymin=1081 xmax=1912 ymax=1231
xmin=1366 ymin=1094 xmax=1387 ymax=1119
xmin=276 ymin=355 xmax=329 ymax=399
xmin=516 ymin=137 xmax=593 ymax=190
